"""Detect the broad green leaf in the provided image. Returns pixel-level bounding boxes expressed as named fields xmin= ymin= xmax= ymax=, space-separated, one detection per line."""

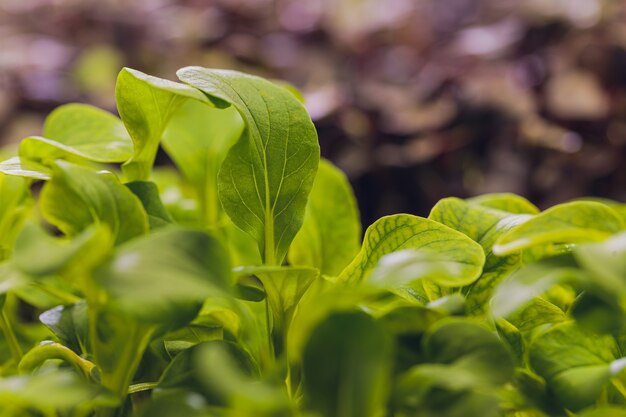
xmin=195 ymin=342 xmax=292 ymax=416
xmin=574 ymin=231 xmax=626 ymax=298
xmin=0 ymin=368 xmax=115 ymax=413
xmin=161 ymin=99 xmax=244 ymax=225
xmin=39 ymin=161 xmax=148 ymax=245
xmin=39 ymin=302 xmax=89 ymax=355
xmin=506 ymin=297 xmax=567 ymax=333
xmin=492 ymin=255 xmax=583 ymax=318
xmin=13 ymin=222 xmax=112 ymax=278
xmin=94 ymin=227 xmax=231 ymax=324
xmin=468 ymin=193 xmax=539 ymax=214
xmin=579 ymin=407 xmax=626 ymax=417
xmin=116 ymin=67 xmax=209 ymax=180
xmin=138 ymin=393 xmax=210 ymax=417
xmin=571 ymin=292 xmax=626 ymax=334
xmin=0 ymin=173 xmax=33 ymax=261
xmin=421 ymin=319 xmax=514 ymax=387
xmin=338 ymin=214 xmax=485 ymax=288
xmin=289 ymin=159 xmax=361 ymax=276
xmin=156 ymin=340 xmax=258 ymax=405
xmin=177 ymin=66 xmax=320 ymax=265
xmin=395 ymin=320 xmax=514 ymax=417
xmin=0 ymin=262 xmax=26 ymax=295
xmin=494 ymin=201 xmax=624 ymax=256
xmin=529 ymin=321 xmax=626 ymax=411
xmin=126 ymin=180 xmax=173 ymax=229
xmin=429 ymin=197 xmax=530 ymax=313
xmin=0 ymin=156 xmax=51 ymax=180
xmin=302 ymin=311 xmax=393 ymax=417
xmin=18 ymin=103 xmax=132 ymax=163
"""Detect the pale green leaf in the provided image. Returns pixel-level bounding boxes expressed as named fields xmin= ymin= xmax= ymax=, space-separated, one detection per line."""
xmin=18 ymin=103 xmax=132 ymax=163
xmin=338 ymin=214 xmax=485 ymax=288
xmin=116 ymin=67 xmax=209 ymax=180
xmin=0 ymin=156 xmax=51 ymax=180
xmin=289 ymin=159 xmax=361 ymax=276
xmin=429 ymin=197 xmax=530 ymax=313
xmin=161 ymin=99 xmax=244 ymax=225
xmin=302 ymin=311 xmax=393 ymax=417
xmin=177 ymin=66 xmax=320 ymax=265
xmin=39 ymin=161 xmax=148 ymax=245
xmin=94 ymin=227 xmax=231 ymax=324
xmin=493 ymin=201 xmax=624 ymax=256
xmin=467 ymin=193 xmax=539 ymax=214
xmin=529 ymin=321 xmax=626 ymax=411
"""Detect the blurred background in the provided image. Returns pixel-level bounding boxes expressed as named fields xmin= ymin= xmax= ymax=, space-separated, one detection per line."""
xmin=1 ymin=0 xmax=625 ymax=226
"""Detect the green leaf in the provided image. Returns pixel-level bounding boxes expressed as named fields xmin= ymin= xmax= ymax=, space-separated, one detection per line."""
xmin=395 ymin=320 xmax=514 ymax=417
xmin=235 ymin=265 xmax=318 ymax=356
xmin=177 ymin=66 xmax=320 ymax=265
xmin=491 ymin=255 xmax=583 ymax=318
xmin=428 ymin=197 xmax=530 ymax=313
xmin=574 ymin=231 xmax=626 ymax=298
xmin=94 ymin=227 xmax=231 ymax=324
xmin=39 ymin=302 xmax=90 ymax=355
xmin=116 ymin=67 xmax=209 ymax=181
xmin=493 ymin=201 xmax=624 ymax=256
xmin=0 ymin=156 xmax=52 ymax=180
xmin=338 ymin=214 xmax=485 ymax=288
xmin=39 ymin=161 xmax=148 ymax=245
xmin=0 ymin=368 xmax=115 ymax=413
xmin=194 ymin=342 xmax=292 ymax=415
xmin=579 ymin=407 xmax=626 ymax=417
xmin=289 ymin=159 xmax=361 ymax=276
xmin=126 ymin=180 xmax=173 ymax=229
xmin=529 ymin=321 xmax=626 ymax=411
xmin=302 ymin=311 xmax=393 ymax=417
xmin=467 ymin=193 xmax=539 ymax=214
xmin=18 ymin=103 xmax=132 ymax=163
xmin=0 ymin=173 xmax=33 ymax=261
xmin=13 ymin=222 xmax=112 ymax=278
xmin=161 ymin=99 xmax=244 ymax=225
xmin=156 ymin=340 xmax=258 ymax=405
xmin=421 ymin=319 xmax=514 ymax=387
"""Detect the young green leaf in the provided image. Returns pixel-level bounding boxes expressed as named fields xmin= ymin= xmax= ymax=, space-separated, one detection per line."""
xmin=0 ymin=368 xmax=116 ymax=413
xmin=494 ymin=201 xmax=624 ymax=256
xmin=429 ymin=197 xmax=530 ymax=313
xmin=0 ymin=156 xmax=52 ymax=180
xmin=18 ymin=103 xmax=132 ymax=164
xmin=39 ymin=161 xmax=148 ymax=244
xmin=126 ymin=180 xmax=173 ymax=229
xmin=39 ymin=302 xmax=90 ymax=355
xmin=13 ymin=222 xmax=112 ymax=278
xmin=0 ymin=173 xmax=33 ymax=261
xmin=574 ymin=231 xmax=626 ymax=297
xmin=116 ymin=67 xmax=209 ymax=181
xmin=161 ymin=99 xmax=244 ymax=225
xmin=177 ymin=66 xmax=320 ymax=265
xmin=302 ymin=311 xmax=393 ymax=417
xmin=289 ymin=159 xmax=361 ymax=276
xmin=529 ymin=321 xmax=626 ymax=411
xmin=338 ymin=214 xmax=485 ymax=288
xmin=467 ymin=193 xmax=539 ymax=214
xmin=94 ymin=227 xmax=231 ymax=325
xmin=491 ymin=254 xmax=583 ymax=318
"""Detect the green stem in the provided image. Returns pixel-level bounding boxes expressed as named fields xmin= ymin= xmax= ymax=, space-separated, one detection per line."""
xmin=265 ymin=298 xmax=275 ymax=360
xmin=0 ymin=308 xmax=22 ymax=362
xmin=128 ymin=381 xmax=158 ymax=394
